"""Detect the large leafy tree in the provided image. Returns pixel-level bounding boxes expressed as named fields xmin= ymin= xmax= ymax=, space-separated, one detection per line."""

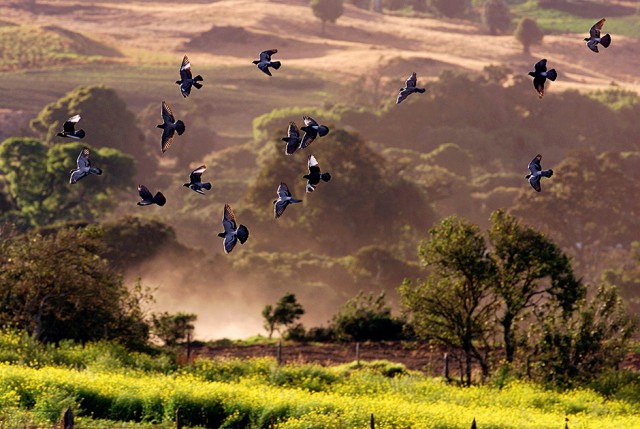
xmin=400 ymin=216 xmax=496 ymax=385
xmin=0 ymin=138 xmax=134 ymax=229
xmin=29 ymin=85 xmax=156 ymax=177
xmin=0 ymin=227 xmax=150 ymax=345
xmin=310 ymin=0 xmax=344 ymax=34
xmin=482 ymin=0 xmax=511 ymax=35
xmin=488 ymin=210 xmax=584 ymax=363
xmin=514 ymin=16 xmax=544 ymax=54
xmin=429 ymin=0 xmax=468 ymax=18
xmin=262 ymin=293 xmax=305 ymax=339
xmin=151 ymin=312 xmax=197 ymax=347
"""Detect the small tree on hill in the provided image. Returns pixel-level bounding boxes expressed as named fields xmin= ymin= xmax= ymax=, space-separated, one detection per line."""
xmin=151 ymin=312 xmax=197 ymax=347
xmin=262 ymin=293 xmax=305 ymax=339
xmin=482 ymin=0 xmax=511 ymax=35
xmin=310 ymin=0 xmax=344 ymax=35
xmin=514 ymin=16 xmax=544 ymax=54
xmin=429 ymin=0 xmax=469 ymax=18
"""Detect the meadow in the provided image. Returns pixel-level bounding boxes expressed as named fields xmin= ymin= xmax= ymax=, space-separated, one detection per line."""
xmin=0 ymin=332 xmax=638 ymax=429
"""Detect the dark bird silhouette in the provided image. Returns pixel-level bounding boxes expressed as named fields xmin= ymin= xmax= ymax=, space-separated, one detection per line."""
xmin=183 ymin=165 xmax=211 ymax=195
xmin=585 ymin=18 xmax=611 ymax=53
xmin=471 ymin=418 xmax=477 ymax=429
xmin=176 ymin=54 xmax=203 ymax=97
xmin=137 ymin=184 xmax=166 ymax=206
xmin=253 ymin=49 xmax=281 ymax=76
xmin=528 ymin=59 xmax=557 ymax=98
xmin=157 ymin=101 xmax=185 ymax=153
xmin=282 ymin=121 xmax=301 ymax=155
xmin=303 ymin=155 xmax=331 ymax=193
xmin=396 ymin=72 xmax=426 ymax=104
xmin=217 ymin=204 xmax=249 ymax=254
xmin=57 ymin=115 xmax=85 ymax=139
xmin=69 ymin=147 xmax=102 ymax=184
xmin=300 ymin=116 xmax=330 ymax=149
xmin=525 ymin=154 xmax=553 ymax=192
xmin=273 ymin=182 xmax=302 ymax=219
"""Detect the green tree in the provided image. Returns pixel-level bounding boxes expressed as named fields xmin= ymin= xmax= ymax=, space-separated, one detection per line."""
xmin=29 ymin=85 xmax=156 ymax=177
xmin=262 ymin=293 xmax=305 ymax=339
xmin=400 ymin=216 xmax=496 ymax=385
xmin=332 ymin=291 xmax=406 ymax=342
xmin=529 ymin=283 xmax=636 ymax=386
xmin=429 ymin=0 xmax=469 ymax=18
xmin=0 ymin=138 xmax=134 ymax=229
xmin=482 ymin=0 xmax=511 ymax=35
xmin=151 ymin=312 xmax=197 ymax=347
xmin=514 ymin=16 xmax=544 ymax=54
xmin=0 ymin=227 xmax=150 ymax=344
xmin=488 ymin=210 xmax=584 ymax=363
xmin=310 ymin=0 xmax=344 ymax=34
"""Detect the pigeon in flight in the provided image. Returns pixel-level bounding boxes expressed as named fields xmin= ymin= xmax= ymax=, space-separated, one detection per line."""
xmin=273 ymin=182 xmax=302 ymax=219
xmin=176 ymin=54 xmax=203 ymax=97
xmin=300 ymin=116 xmax=330 ymax=149
xmin=396 ymin=72 xmax=426 ymax=104
xmin=137 ymin=184 xmax=166 ymax=206
xmin=528 ymin=59 xmax=557 ymax=99
xmin=253 ymin=49 xmax=281 ymax=76
xmin=585 ymin=18 xmax=611 ymax=53
xmin=57 ymin=115 xmax=85 ymax=139
xmin=282 ymin=121 xmax=301 ymax=156
xmin=303 ymin=155 xmax=331 ymax=193
xmin=69 ymin=147 xmax=102 ymax=184
xmin=525 ymin=154 xmax=553 ymax=192
xmin=183 ymin=165 xmax=211 ymax=195
xmin=157 ymin=101 xmax=186 ymax=153
xmin=218 ymin=204 xmax=249 ymax=254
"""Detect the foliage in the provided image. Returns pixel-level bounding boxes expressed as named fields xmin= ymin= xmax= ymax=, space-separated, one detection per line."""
xmin=331 ymin=291 xmax=406 ymax=342
xmin=310 ymin=0 xmax=344 ymax=34
xmin=482 ymin=0 xmax=511 ymax=35
xmin=400 ymin=215 xmax=496 ymax=385
xmin=0 ymin=228 xmax=150 ymax=345
xmin=429 ymin=0 xmax=469 ymax=18
xmin=261 ymin=293 xmax=305 ymax=339
xmin=529 ymin=283 xmax=637 ymax=387
xmin=151 ymin=312 xmax=197 ymax=347
xmin=0 ymin=138 xmax=134 ymax=229
xmin=29 ymin=85 xmax=156 ymax=178
xmin=514 ymin=16 xmax=544 ymax=54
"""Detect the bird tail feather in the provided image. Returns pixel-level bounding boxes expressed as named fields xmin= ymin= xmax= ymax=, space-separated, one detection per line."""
xmin=270 ymin=61 xmax=281 ymax=70
xmin=194 ymin=75 xmax=203 ymax=82
xmin=193 ymin=82 xmax=203 ymax=89
xmin=600 ymin=34 xmax=611 ymax=48
xmin=203 ymin=182 xmax=212 ymax=190
xmin=546 ymin=69 xmax=557 ymax=81
xmin=175 ymin=120 xmax=186 ymax=135
xmin=90 ymin=167 xmax=102 ymax=175
xmin=75 ymin=129 xmax=86 ymax=139
xmin=321 ymin=172 xmax=331 ymax=182
xmin=416 ymin=88 xmax=426 ymax=93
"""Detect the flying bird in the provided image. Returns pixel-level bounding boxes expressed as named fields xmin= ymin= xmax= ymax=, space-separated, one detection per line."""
xmin=528 ymin=59 xmax=557 ymax=98
xmin=176 ymin=54 xmax=203 ymax=97
xmin=396 ymin=72 xmax=426 ymax=104
xmin=303 ymin=155 xmax=331 ymax=193
xmin=69 ymin=147 xmax=102 ymax=184
xmin=300 ymin=116 xmax=330 ymax=149
xmin=585 ymin=18 xmax=611 ymax=53
xmin=525 ymin=154 xmax=553 ymax=192
xmin=282 ymin=121 xmax=301 ymax=155
xmin=183 ymin=165 xmax=211 ymax=195
xmin=137 ymin=184 xmax=166 ymax=206
xmin=273 ymin=182 xmax=302 ymax=219
xmin=57 ymin=115 xmax=85 ymax=139
xmin=157 ymin=101 xmax=185 ymax=153
xmin=253 ymin=49 xmax=281 ymax=76
xmin=218 ymin=204 xmax=249 ymax=254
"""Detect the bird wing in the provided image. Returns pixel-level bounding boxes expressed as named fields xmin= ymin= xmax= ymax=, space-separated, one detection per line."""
xmin=300 ymin=128 xmax=317 ymax=149
xmin=161 ymin=100 xmax=175 ymax=124
xmin=260 ymin=49 xmax=277 ymax=62
xmin=534 ymin=59 xmax=547 ymax=73
xmin=529 ymin=175 xmax=542 ymax=192
xmin=274 ymin=199 xmax=288 ymax=219
xmin=223 ymin=233 xmax=238 ymax=254
xmin=258 ymin=62 xmax=273 ymax=76
xmin=528 ymin=154 xmax=542 ymax=174
xmin=189 ymin=165 xmax=206 ymax=183
xmin=277 ymin=182 xmax=292 ymax=199
xmin=69 ymin=169 xmax=88 ymax=184
xmin=308 ymin=154 xmax=320 ymax=172
xmin=222 ymin=204 xmax=237 ymax=232
xmin=63 ymin=114 xmax=81 ymax=133
xmin=138 ymin=184 xmax=153 ymax=201
xmin=303 ymin=116 xmax=318 ymax=127
xmin=285 ymin=122 xmax=300 ymax=154
xmin=76 ymin=147 xmax=90 ymax=169
xmin=405 ymin=72 xmax=417 ymax=88
xmin=590 ymin=18 xmax=605 ymax=38
xmin=396 ymin=88 xmax=410 ymax=104
xmin=180 ymin=55 xmax=193 ymax=79
xmin=161 ymin=128 xmax=176 ymax=153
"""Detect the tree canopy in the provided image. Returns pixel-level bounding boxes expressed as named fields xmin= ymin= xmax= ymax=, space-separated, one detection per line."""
xmin=310 ymin=0 xmax=344 ymax=34
xmin=514 ymin=17 xmax=544 ymax=54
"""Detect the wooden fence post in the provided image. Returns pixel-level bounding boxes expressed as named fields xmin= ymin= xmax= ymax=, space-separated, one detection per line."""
xmin=370 ymin=413 xmax=375 ymax=429
xmin=59 ymin=407 xmax=73 ymax=429
xmin=176 ymin=407 xmax=182 ymax=429
xmin=444 ymin=353 xmax=449 ymax=381
xmin=356 ymin=342 xmax=360 ymax=367
xmin=277 ymin=340 xmax=282 ymax=366
xmin=471 ymin=417 xmax=477 ymax=429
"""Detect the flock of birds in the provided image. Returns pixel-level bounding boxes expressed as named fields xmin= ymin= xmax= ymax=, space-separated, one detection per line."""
xmin=60 ymin=17 xmax=612 ymax=253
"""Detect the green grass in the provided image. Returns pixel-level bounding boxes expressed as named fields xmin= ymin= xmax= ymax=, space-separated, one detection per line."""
xmin=511 ymin=1 xmax=640 ymax=37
